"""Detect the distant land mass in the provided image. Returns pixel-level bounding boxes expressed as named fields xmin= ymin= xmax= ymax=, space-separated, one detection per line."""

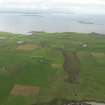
xmin=78 ymin=21 xmax=94 ymax=24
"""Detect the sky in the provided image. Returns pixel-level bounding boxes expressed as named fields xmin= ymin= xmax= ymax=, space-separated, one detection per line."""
xmin=0 ymin=0 xmax=105 ymax=14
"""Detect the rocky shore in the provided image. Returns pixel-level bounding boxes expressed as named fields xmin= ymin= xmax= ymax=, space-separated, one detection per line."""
xmin=32 ymin=99 xmax=92 ymax=105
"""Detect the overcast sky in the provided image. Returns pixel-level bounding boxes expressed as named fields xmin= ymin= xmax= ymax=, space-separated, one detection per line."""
xmin=0 ymin=0 xmax=105 ymax=14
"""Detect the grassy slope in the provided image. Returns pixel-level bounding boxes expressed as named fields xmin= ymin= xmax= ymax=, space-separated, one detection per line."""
xmin=0 ymin=32 xmax=105 ymax=104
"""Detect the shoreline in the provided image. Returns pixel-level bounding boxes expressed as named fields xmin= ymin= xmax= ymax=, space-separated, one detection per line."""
xmin=0 ymin=31 xmax=105 ymax=36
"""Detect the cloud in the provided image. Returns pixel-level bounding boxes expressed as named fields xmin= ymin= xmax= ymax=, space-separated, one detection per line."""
xmin=0 ymin=0 xmax=105 ymax=10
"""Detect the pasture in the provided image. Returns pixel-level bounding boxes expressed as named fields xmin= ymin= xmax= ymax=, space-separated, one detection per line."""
xmin=0 ymin=32 xmax=105 ymax=105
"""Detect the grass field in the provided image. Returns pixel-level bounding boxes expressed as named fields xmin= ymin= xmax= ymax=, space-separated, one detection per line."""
xmin=0 ymin=32 xmax=105 ymax=105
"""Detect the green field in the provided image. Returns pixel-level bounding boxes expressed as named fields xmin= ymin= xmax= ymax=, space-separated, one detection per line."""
xmin=0 ymin=32 xmax=105 ymax=105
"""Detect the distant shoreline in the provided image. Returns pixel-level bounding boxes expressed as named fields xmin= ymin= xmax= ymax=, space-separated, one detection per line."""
xmin=0 ymin=31 xmax=105 ymax=36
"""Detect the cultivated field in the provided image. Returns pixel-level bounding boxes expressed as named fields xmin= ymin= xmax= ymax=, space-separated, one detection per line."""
xmin=0 ymin=32 xmax=105 ymax=105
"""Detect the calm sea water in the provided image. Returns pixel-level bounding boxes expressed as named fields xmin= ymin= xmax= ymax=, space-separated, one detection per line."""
xmin=0 ymin=13 xmax=105 ymax=34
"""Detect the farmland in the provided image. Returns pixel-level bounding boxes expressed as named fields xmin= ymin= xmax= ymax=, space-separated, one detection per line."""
xmin=0 ymin=32 xmax=105 ymax=105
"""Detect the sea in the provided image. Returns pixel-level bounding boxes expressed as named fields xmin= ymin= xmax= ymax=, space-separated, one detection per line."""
xmin=0 ymin=11 xmax=105 ymax=34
